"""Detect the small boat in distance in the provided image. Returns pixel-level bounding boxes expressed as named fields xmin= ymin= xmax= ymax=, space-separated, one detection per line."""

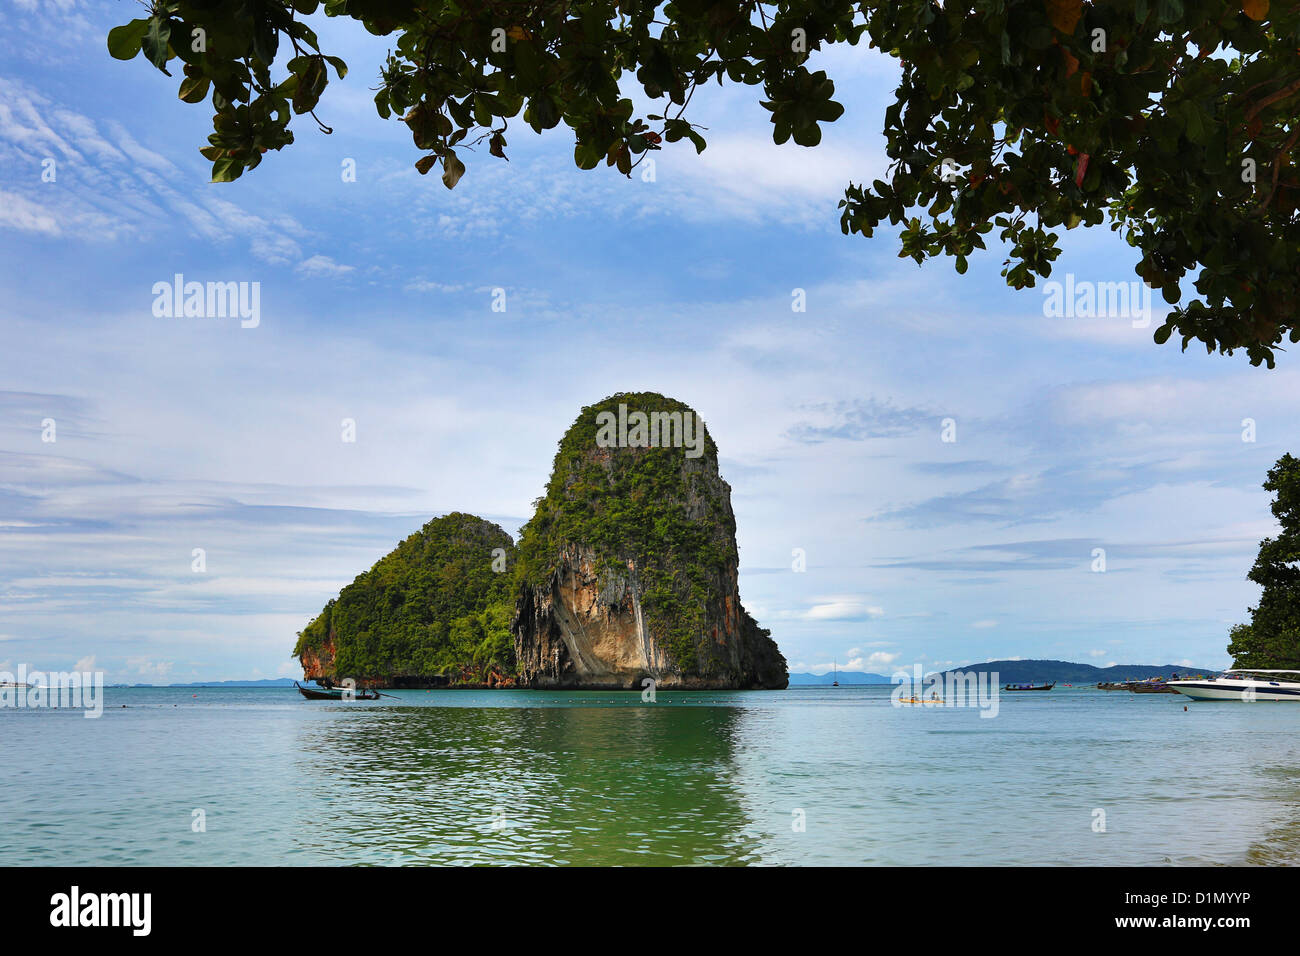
xmin=832 ymin=660 xmax=838 ymax=687
xmin=294 ymin=681 xmax=382 ymax=701
xmin=1130 ymin=678 xmax=1178 ymax=693
xmin=1168 ymin=670 xmax=1300 ymax=702
xmin=1003 ymin=681 xmax=1055 ymax=691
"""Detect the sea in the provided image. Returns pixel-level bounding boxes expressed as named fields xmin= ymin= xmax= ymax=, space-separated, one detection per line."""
xmin=3 ymin=684 xmax=1298 ymax=866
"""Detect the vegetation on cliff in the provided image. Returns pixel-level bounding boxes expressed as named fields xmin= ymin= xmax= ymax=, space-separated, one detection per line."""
xmin=514 ymin=392 xmax=739 ymax=675
xmin=293 ymin=512 xmax=515 ymax=684
xmin=1228 ymin=453 xmax=1300 ymax=669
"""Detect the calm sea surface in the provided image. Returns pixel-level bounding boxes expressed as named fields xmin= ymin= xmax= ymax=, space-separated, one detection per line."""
xmin=4 ymin=685 xmax=1298 ymax=866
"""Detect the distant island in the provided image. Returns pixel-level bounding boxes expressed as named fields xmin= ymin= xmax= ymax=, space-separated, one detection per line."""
xmin=789 ymin=671 xmax=893 ymax=685
xmin=791 ymin=660 xmax=1222 ymax=686
xmin=169 ymin=678 xmax=300 ymax=687
xmin=110 ymin=678 xmax=300 ymax=688
xmin=938 ymin=659 xmax=1220 ymax=683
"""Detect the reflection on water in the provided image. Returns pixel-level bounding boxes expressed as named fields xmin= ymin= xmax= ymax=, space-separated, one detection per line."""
xmin=291 ymin=704 xmax=757 ymax=865
xmin=2 ymin=685 xmax=1299 ymax=865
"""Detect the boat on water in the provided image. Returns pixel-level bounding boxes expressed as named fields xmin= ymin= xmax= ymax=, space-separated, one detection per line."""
xmin=1003 ymin=681 xmax=1055 ymax=691
xmin=1130 ymin=679 xmax=1178 ymax=694
xmin=294 ymin=681 xmax=382 ymax=701
xmin=832 ymin=660 xmax=838 ymax=687
xmin=1168 ymin=670 xmax=1300 ymax=702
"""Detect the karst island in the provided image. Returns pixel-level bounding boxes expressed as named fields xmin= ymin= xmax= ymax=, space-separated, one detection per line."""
xmin=293 ymin=392 xmax=788 ymax=690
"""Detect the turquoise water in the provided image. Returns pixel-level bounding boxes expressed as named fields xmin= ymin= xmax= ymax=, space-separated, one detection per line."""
xmin=4 ymin=685 xmax=1299 ymax=865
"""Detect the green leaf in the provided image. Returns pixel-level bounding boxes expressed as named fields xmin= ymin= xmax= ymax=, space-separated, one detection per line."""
xmin=252 ymin=21 xmax=279 ymax=65
xmin=293 ymin=58 xmax=327 ymax=114
xmin=574 ymin=140 xmax=602 ymax=170
xmin=513 ymin=40 xmax=541 ymax=90
xmin=142 ymin=16 xmax=172 ymax=74
xmin=441 ymin=150 xmax=465 ymax=189
xmin=178 ymin=75 xmax=210 ymax=104
xmin=792 ymin=123 xmax=822 ymax=147
xmin=1183 ymin=103 xmax=1208 ymax=145
xmin=473 ymin=93 xmax=493 ymax=127
xmin=210 ymin=157 xmax=244 ymax=183
xmin=107 ymin=19 xmax=149 ymax=60
xmin=525 ymin=93 xmax=559 ymax=132
xmin=1157 ymin=0 xmax=1184 ymax=24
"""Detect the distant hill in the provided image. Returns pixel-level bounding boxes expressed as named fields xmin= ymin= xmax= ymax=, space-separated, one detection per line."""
xmin=938 ymin=659 xmax=1220 ymax=683
xmin=163 ymin=678 xmax=298 ymax=688
xmin=788 ymin=671 xmax=893 ymax=685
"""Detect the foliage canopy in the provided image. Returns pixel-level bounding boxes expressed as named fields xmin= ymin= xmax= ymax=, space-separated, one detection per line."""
xmin=1228 ymin=452 xmax=1300 ymax=669
xmin=292 ymin=511 xmax=516 ymax=682
xmin=110 ymin=1 xmax=1300 ymax=363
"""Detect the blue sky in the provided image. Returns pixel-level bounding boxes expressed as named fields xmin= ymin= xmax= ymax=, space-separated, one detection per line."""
xmin=1 ymin=2 xmax=1293 ymax=683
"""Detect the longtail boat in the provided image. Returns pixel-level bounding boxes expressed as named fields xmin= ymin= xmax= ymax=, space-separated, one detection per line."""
xmin=1130 ymin=679 xmax=1178 ymax=694
xmin=294 ymin=681 xmax=382 ymax=701
xmin=1003 ymin=681 xmax=1055 ymax=691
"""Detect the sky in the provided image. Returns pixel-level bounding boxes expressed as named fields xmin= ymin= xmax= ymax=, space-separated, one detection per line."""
xmin=0 ymin=1 xmax=1294 ymax=684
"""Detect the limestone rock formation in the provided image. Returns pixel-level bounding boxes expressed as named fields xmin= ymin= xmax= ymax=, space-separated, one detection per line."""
xmin=294 ymin=512 xmax=516 ymax=688
xmin=511 ymin=392 xmax=787 ymax=689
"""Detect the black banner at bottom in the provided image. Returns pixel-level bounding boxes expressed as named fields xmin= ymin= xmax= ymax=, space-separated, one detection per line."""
xmin=10 ymin=865 xmax=1288 ymax=940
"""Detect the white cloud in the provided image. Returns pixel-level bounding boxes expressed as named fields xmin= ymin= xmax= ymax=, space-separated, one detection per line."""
xmin=405 ymin=279 xmax=467 ymax=294
xmin=845 ymin=651 xmax=901 ymax=673
xmin=663 ymin=132 xmax=886 ymax=226
xmin=296 ymin=254 xmax=354 ymax=278
xmin=105 ymin=121 xmax=178 ymax=176
xmin=124 ymin=657 xmax=174 ymax=680
xmin=805 ymin=600 xmax=885 ymax=621
xmin=0 ymin=78 xmax=314 ymax=257
xmin=0 ymin=191 xmax=59 ymax=235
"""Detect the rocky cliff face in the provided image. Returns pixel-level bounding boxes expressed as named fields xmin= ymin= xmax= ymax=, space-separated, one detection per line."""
xmin=512 ymin=393 xmax=787 ymax=689
xmin=299 ymin=636 xmax=337 ymax=684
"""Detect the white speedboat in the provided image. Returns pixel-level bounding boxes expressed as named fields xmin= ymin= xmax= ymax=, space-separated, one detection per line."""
xmin=1168 ymin=670 xmax=1300 ymax=702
